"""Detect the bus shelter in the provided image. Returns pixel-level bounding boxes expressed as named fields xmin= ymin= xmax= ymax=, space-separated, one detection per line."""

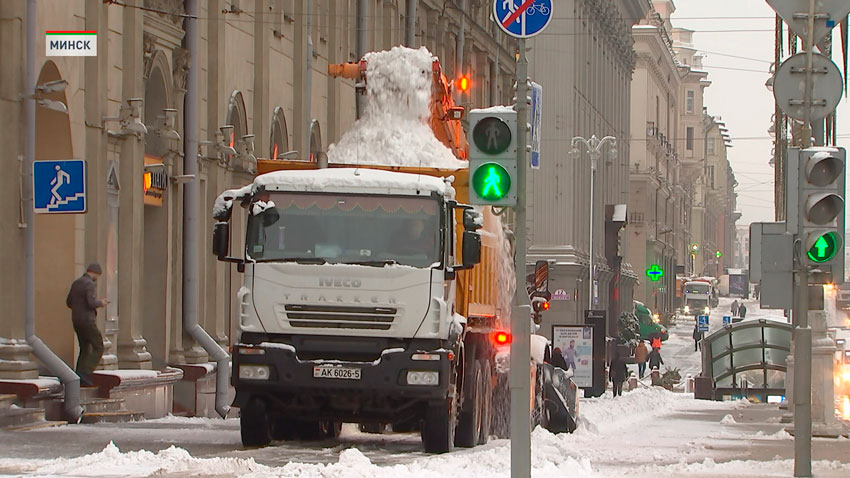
xmin=699 ymin=319 xmax=792 ymax=402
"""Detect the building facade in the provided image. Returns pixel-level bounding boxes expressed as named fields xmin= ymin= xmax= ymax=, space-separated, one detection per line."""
xmin=0 ymin=0 xmax=517 ymax=381
xmin=626 ymin=0 xmax=683 ymax=317
xmin=526 ymin=0 xmax=652 ymax=336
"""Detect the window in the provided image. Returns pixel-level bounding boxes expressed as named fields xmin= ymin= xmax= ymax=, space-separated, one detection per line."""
xmin=686 ymin=90 xmax=694 ymax=114
xmin=707 ymin=165 xmax=716 ymax=189
xmin=707 ymin=137 xmax=715 ymax=155
xmin=270 ymin=106 xmax=289 ymax=159
xmin=686 ymin=127 xmax=694 ymax=151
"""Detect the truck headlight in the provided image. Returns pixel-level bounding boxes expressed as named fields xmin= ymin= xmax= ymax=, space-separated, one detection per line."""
xmin=684 ymin=306 xmax=690 ymax=314
xmin=704 ymin=307 xmax=710 ymax=314
xmin=239 ymin=364 xmax=270 ymax=380
xmin=406 ymin=370 xmax=439 ymax=386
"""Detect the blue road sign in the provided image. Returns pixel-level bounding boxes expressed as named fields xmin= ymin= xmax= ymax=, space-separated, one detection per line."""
xmin=493 ymin=0 xmax=553 ymax=39
xmin=530 ymin=82 xmax=542 ymax=169
xmin=698 ymin=315 xmax=709 ymax=332
xmin=33 ymin=160 xmax=86 ymax=214
xmin=723 ymin=315 xmax=731 ymax=326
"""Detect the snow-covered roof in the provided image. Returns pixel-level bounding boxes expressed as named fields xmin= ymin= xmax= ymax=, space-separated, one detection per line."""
xmin=256 ymin=168 xmax=454 ymax=197
xmin=471 ymin=105 xmax=515 ymax=114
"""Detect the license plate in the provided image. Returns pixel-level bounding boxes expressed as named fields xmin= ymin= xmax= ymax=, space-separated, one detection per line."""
xmin=313 ymin=365 xmax=361 ymax=380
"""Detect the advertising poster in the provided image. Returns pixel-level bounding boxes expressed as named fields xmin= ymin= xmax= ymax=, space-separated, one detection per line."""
xmin=552 ymin=325 xmax=594 ymax=387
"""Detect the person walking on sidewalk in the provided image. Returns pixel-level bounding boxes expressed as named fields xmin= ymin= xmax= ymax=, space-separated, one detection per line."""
xmin=609 ymin=347 xmax=628 ymax=397
xmin=739 ymin=303 xmax=748 ymax=318
xmin=647 ymin=346 xmax=664 ymax=372
xmin=692 ymin=323 xmax=703 ymax=352
xmin=634 ymin=340 xmax=649 ymax=379
xmin=66 ymin=263 xmax=108 ymax=386
xmin=731 ymin=299 xmax=739 ymax=316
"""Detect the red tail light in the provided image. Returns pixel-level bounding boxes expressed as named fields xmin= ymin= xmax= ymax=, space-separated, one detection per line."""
xmin=492 ymin=331 xmax=512 ymax=345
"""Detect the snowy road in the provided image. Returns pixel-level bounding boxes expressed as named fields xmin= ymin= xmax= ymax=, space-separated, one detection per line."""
xmin=1 ymin=299 xmax=848 ymax=477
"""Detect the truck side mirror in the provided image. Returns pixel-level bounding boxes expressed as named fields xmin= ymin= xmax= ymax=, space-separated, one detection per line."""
xmin=213 ymin=222 xmax=230 ymax=258
xmin=462 ymin=231 xmax=481 ymax=267
xmin=462 ymin=209 xmax=483 ymax=231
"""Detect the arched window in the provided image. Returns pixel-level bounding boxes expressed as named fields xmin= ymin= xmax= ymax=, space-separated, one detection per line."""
xmin=270 ymin=106 xmax=289 ymax=159
xmin=225 ymin=91 xmax=247 ymax=156
xmin=309 ymin=120 xmax=322 ymax=163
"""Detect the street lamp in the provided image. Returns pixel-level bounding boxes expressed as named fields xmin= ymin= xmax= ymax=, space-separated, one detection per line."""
xmin=569 ymin=135 xmax=617 ymax=308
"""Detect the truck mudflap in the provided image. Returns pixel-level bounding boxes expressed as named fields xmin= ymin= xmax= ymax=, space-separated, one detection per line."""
xmin=541 ymin=363 xmax=579 ymax=433
xmin=232 ymin=339 xmax=455 ymax=424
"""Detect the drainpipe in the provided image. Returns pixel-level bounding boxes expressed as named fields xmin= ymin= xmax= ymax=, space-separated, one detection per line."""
xmin=404 ymin=0 xmax=417 ymax=47
xmin=356 ymin=0 xmax=367 ymax=118
xmin=455 ymin=0 xmax=466 ymax=103
xmin=304 ymin=0 xmax=313 ymax=161
xmin=183 ymin=0 xmax=230 ymax=419
xmin=23 ymin=0 xmax=83 ymax=424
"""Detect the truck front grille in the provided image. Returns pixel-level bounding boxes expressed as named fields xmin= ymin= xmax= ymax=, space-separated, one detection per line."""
xmin=284 ymin=304 xmax=398 ymax=331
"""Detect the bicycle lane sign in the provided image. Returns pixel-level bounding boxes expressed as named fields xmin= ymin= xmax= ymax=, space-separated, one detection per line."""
xmin=493 ymin=0 xmax=553 ymax=39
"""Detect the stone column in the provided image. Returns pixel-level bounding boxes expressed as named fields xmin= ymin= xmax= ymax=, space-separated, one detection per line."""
xmin=85 ymin=0 xmax=117 ymax=369
xmin=810 ymin=310 xmax=843 ymax=436
xmin=116 ymin=0 xmax=151 ymax=369
xmin=0 ymin=1 xmax=38 ymax=379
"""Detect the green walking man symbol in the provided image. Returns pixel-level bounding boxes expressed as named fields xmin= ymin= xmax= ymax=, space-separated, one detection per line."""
xmin=481 ymin=166 xmax=503 ymax=198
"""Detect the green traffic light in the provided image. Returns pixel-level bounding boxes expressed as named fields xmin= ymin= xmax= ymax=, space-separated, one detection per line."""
xmin=716 ymin=250 xmax=722 ymax=258
xmin=472 ymin=163 xmax=511 ymax=201
xmin=807 ymin=232 xmax=839 ymax=263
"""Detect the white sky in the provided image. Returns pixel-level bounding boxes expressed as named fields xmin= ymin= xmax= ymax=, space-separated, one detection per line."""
xmin=670 ymin=0 xmax=850 ymax=227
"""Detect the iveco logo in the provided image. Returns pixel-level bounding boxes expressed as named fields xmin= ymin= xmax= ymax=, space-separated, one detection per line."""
xmin=319 ymin=278 xmax=362 ymax=288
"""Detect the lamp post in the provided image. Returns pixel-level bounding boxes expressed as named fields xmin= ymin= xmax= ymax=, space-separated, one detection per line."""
xmin=569 ymin=135 xmax=617 ymax=309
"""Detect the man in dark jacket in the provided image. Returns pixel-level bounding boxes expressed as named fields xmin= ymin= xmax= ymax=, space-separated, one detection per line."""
xmin=66 ymin=263 xmax=108 ymax=386
xmin=647 ymin=347 xmax=664 ymax=371
xmin=609 ymin=347 xmax=628 ymax=397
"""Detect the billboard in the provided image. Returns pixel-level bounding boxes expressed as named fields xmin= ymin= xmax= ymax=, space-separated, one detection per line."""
xmin=551 ymin=324 xmax=594 ymax=388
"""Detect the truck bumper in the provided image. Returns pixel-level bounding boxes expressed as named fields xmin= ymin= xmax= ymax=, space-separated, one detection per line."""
xmin=232 ymin=337 xmax=454 ymax=423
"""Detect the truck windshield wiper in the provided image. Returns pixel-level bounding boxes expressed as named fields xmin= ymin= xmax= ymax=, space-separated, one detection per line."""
xmin=347 ymin=260 xmax=398 ymax=267
xmin=278 ymin=257 xmax=327 ymax=264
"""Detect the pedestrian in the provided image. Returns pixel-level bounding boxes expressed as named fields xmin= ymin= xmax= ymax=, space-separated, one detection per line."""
xmin=551 ymin=347 xmax=568 ymax=370
xmin=634 ymin=340 xmax=649 ymax=379
xmin=609 ymin=347 xmax=628 ymax=397
xmin=754 ymin=285 xmax=760 ymax=300
xmin=647 ymin=346 xmax=664 ymax=372
xmin=651 ymin=335 xmax=662 ymax=350
xmin=66 ymin=263 xmax=108 ymax=386
xmin=739 ymin=303 xmax=747 ymax=318
xmin=731 ymin=299 xmax=739 ymax=316
xmin=692 ymin=323 xmax=702 ymax=352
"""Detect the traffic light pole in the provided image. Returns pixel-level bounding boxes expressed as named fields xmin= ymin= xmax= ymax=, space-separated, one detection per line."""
xmin=794 ymin=1 xmax=815 ymax=476
xmin=510 ymin=37 xmax=531 ymax=478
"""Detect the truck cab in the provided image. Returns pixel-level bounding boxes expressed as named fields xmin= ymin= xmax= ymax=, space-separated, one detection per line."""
xmin=683 ymin=280 xmax=712 ymax=316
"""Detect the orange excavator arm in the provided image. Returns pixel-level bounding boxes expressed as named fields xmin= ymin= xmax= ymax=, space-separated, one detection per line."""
xmin=328 ymin=58 xmax=469 ymax=161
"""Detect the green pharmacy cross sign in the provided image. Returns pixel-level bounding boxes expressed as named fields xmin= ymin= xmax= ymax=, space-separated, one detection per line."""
xmin=471 ymin=163 xmax=512 ymax=201
xmin=646 ymin=264 xmax=664 ymax=282
xmin=808 ymin=232 xmax=839 ymax=263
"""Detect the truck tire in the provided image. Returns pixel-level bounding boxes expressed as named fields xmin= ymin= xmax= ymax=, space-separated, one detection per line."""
xmin=358 ymin=423 xmax=386 ymax=434
xmin=455 ymin=359 xmax=484 ymax=447
xmin=422 ymin=399 xmax=455 ymax=453
xmin=477 ymin=359 xmax=492 ymax=445
xmin=240 ymin=398 xmax=272 ymax=447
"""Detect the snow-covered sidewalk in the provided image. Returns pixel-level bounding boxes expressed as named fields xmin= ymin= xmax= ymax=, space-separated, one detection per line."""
xmin=2 ymin=387 xmax=847 ymax=477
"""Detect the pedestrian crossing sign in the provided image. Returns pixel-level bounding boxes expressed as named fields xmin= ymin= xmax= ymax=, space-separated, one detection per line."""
xmin=33 ymin=160 xmax=87 ymax=214
xmin=698 ymin=315 xmax=709 ymax=332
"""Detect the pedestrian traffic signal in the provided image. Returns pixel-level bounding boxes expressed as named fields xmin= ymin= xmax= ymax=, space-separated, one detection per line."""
xmin=715 ymin=250 xmax=722 ymax=258
xmin=797 ymin=147 xmax=846 ymax=282
xmin=467 ymin=108 xmax=517 ymax=206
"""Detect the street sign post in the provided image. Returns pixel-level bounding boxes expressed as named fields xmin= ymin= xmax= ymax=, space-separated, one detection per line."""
xmin=530 ymin=82 xmax=542 ymax=169
xmin=493 ymin=0 xmax=553 ymax=39
xmin=33 ymin=160 xmax=87 ymax=214
xmin=493 ymin=2 xmax=552 ymax=477
xmin=723 ymin=316 xmax=731 ymax=326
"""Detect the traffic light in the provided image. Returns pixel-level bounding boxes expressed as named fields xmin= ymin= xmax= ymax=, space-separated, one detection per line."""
xmin=467 ymin=108 xmax=517 ymax=206
xmin=797 ymin=147 xmax=846 ymax=283
xmin=716 ymin=250 xmax=722 ymax=258
xmin=530 ymin=290 xmax=551 ymax=324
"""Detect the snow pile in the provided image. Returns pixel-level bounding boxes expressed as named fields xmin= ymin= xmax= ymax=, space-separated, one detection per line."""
xmin=328 ymin=46 xmax=466 ymax=170
xmin=578 ymin=387 xmax=701 ymax=434
xmin=720 ymin=414 xmax=737 ymax=424
xmin=213 ymin=184 xmax=252 ymax=219
xmin=641 ymin=457 xmax=850 ymax=477
xmin=5 ymin=442 xmax=269 ymax=477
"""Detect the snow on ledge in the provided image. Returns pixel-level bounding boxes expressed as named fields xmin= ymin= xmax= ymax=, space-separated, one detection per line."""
xmin=94 ymin=370 xmax=161 ymax=380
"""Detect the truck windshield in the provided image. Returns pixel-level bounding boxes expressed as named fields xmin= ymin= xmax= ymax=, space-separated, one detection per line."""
xmin=245 ymin=192 xmax=441 ymax=268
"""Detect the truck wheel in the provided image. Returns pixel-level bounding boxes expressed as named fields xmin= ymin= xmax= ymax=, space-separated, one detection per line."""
xmin=240 ymin=398 xmax=272 ymax=447
xmin=531 ymin=366 xmax=549 ymax=430
xmin=455 ymin=359 xmax=484 ymax=447
xmin=358 ymin=423 xmax=386 ymax=434
xmin=422 ymin=397 xmax=456 ymax=453
xmin=477 ymin=359 xmax=492 ymax=445
xmin=490 ymin=372 xmax=510 ymax=438
xmin=325 ymin=421 xmax=342 ymax=439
